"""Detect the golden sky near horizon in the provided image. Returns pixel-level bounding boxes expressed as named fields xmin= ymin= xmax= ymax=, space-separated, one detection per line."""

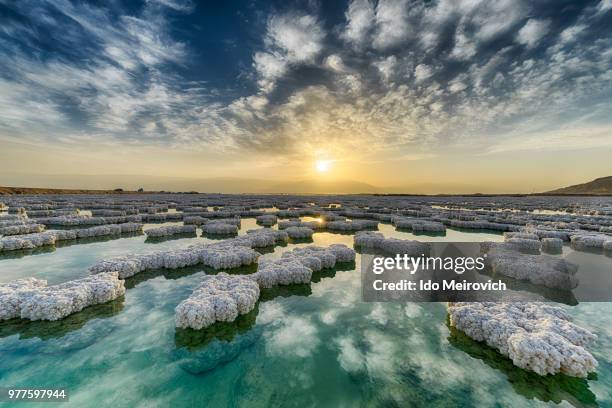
xmin=2 ymin=139 xmax=610 ymax=193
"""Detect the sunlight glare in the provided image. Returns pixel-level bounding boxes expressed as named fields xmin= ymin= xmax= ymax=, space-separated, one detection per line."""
xmin=315 ymin=160 xmax=331 ymax=172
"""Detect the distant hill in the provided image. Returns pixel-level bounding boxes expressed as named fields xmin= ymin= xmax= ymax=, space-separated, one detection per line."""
xmin=544 ymin=176 xmax=612 ymax=195
xmin=0 ymin=177 xmax=381 ymax=195
xmin=0 ymin=186 xmax=144 ymax=195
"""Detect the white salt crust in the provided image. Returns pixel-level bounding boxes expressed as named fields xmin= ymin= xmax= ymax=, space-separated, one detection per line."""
xmin=285 ymin=226 xmax=314 ymax=239
xmin=0 ymin=223 xmax=143 ymax=251
xmin=1 ymin=272 xmax=124 ymax=321
xmin=175 ymin=273 xmax=260 ymax=330
xmin=448 ymin=302 xmax=597 ymax=378
xmin=89 ymin=229 xmax=289 ymax=278
xmin=354 ymin=231 xmax=431 ymax=255
xmin=145 ymin=225 xmax=196 ymax=237
xmin=482 ymin=244 xmax=578 ymax=290
xmin=175 ymin=244 xmax=356 ymax=329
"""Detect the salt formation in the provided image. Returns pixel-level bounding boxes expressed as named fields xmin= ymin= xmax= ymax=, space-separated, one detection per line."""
xmin=89 ymin=229 xmax=288 ymax=278
xmin=447 ymin=302 xmax=598 ymax=377
xmin=0 ymin=278 xmax=48 ymax=319
xmin=209 ymin=217 xmax=241 ymax=227
xmin=253 ymin=258 xmax=313 ymax=288
xmin=279 ymin=219 xmax=327 ymax=231
xmin=183 ymin=216 xmax=207 ymax=225
xmin=175 ymin=273 xmax=260 ymax=329
xmin=0 ymin=232 xmax=57 ymax=251
xmin=483 ymin=244 xmax=577 ymax=290
xmin=541 ymin=237 xmax=563 ymax=253
xmin=392 ymin=217 xmax=446 ymax=232
xmin=0 ymin=223 xmax=45 ymax=236
xmin=0 ymin=273 xmax=124 ymax=321
xmin=354 ymin=231 xmax=430 ymax=255
xmin=145 ymin=225 xmax=197 ymax=237
xmin=0 ymin=223 xmax=143 ymax=251
xmin=252 ymin=244 xmax=356 ymax=288
xmin=450 ymin=219 xmax=521 ymax=232
xmin=256 ymin=214 xmax=277 ymax=226
xmin=504 ymin=232 xmax=540 ymax=241
xmin=202 ymin=222 xmax=238 ymax=235
xmin=235 ymin=229 xmax=289 ymax=247
xmin=327 ymin=219 xmax=378 ymax=232
xmin=504 ymin=237 xmax=542 ymax=252
xmin=175 ymin=244 xmax=356 ymax=329
xmin=570 ymin=234 xmax=610 ymax=251
xmin=20 ymin=272 xmax=125 ymax=321
xmin=277 ymin=219 xmax=302 ymax=229
xmin=525 ymin=228 xmax=571 ymax=241
xmin=36 ymin=215 xmax=142 ymax=226
xmin=285 ymin=226 xmax=314 ymax=239
xmin=89 ymin=243 xmax=259 ymax=278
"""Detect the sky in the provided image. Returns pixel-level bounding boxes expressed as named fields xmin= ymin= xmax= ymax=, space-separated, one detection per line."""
xmin=0 ymin=0 xmax=611 ymax=193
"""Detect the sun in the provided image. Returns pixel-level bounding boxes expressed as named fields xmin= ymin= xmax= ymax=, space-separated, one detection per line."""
xmin=315 ymin=160 xmax=331 ymax=172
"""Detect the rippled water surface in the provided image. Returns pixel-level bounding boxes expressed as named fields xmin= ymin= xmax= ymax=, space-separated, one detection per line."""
xmin=1 ymin=217 xmax=611 ymax=407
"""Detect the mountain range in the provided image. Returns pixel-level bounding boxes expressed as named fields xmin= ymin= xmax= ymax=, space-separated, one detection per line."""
xmin=544 ymin=176 xmax=612 ymax=195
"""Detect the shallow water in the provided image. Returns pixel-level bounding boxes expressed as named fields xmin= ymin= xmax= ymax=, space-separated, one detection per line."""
xmin=1 ymin=217 xmax=611 ymax=407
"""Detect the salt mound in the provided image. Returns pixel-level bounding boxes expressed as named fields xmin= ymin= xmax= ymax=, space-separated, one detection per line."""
xmin=392 ymin=217 xmax=445 ymax=232
xmin=254 ymin=259 xmax=313 ymax=288
xmin=329 ymin=244 xmax=357 ymax=262
xmin=285 ymin=226 xmax=314 ymax=239
xmin=90 ymin=243 xmax=260 ymax=278
xmin=89 ymin=229 xmax=290 ymax=278
xmin=570 ymin=234 xmax=608 ymax=251
xmin=256 ymin=215 xmax=278 ymax=226
xmin=278 ymin=219 xmax=302 ymax=229
xmin=0 ymin=223 xmax=143 ymax=251
xmin=327 ymin=219 xmax=378 ymax=232
xmin=541 ymin=237 xmax=563 ymax=253
xmin=448 ymin=302 xmax=598 ymax=377
xmin=253 ymin=244 xmax=355 ymax=288
xmin=238 ymin=229 xmax=289 ymax=247
xmin=505 ymin=237 xmax=542 ymax=252
xmin=0 ymin=223 xmax=45 ymax=236
xmin=0 ymin=232 xmax=56 ymax=251
xmin=354 ymin=231 xmax=430 ymax=255
xmin=175 ymin=273 xmax=260 ymax=329
xmin=483 ymin=244 xmax=577 ymax=290
xmin=0 ymin=278 xmax=48 ymax=320
xmin=354 ymin=231 xmax=385 ymax=248
xmin=1 ymin=273 xmax=124 ymax=321
xmin=202 ymin=222 xmax=238 ymax=235
xmin=145 ymin=225 xmax=197 ymax=237
xmin=195 ymin=243 xmax=260 ymax=270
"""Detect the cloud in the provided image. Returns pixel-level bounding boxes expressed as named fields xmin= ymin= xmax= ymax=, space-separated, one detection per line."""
xmin=0 ymin=0 xmax=610 ymax=162
xmin=254 ymin=12 xmax=325 ymax=93
xmin=516 ymin=19 xmax=550 ymax=48
xmin=265 ymin=315 xmax=320 ymax=358
xmin=341 ymin=0 xmax=375 ymax=47
xmin=372 ymin=0 xmax=411 ymax=50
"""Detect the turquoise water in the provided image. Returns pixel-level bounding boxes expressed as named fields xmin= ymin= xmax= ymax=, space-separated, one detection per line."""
xmin=1 ymin=218 xmax=611 ymax=407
